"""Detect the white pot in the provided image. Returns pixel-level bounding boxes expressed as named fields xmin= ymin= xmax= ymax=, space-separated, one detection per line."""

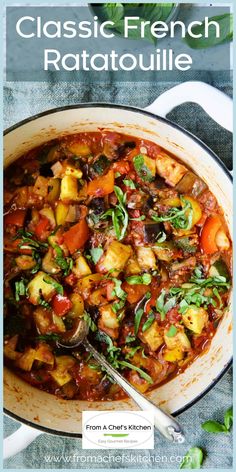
xmin=4 ymin=81 xmax=233 ymax=459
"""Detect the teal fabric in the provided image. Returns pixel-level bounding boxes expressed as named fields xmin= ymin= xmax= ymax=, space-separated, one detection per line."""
xmin=3 ymin=72 xmax=232 ymax=469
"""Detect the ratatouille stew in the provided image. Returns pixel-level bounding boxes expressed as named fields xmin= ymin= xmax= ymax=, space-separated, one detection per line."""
xmin=4 ymin=131 xmax=232 ymax=400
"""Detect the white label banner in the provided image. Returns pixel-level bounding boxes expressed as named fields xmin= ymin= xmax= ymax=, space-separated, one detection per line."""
xmin=82 ymin=411 xmax=154 ymax=449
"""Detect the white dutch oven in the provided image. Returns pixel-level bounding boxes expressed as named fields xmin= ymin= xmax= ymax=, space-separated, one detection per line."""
xmin=4 ymin=82 xmax=233 ymax=458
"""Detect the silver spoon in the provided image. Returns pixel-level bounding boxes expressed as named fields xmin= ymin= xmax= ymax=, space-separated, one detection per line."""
xmin=57 ymin=318 xmax=185 ymax=443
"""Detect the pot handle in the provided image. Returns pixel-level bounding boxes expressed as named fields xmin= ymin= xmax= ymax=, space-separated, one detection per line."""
xmin=145 ymin=81 xmax=233 ymax=133
xmin=3 ymin=423 xmax=42 ymax=460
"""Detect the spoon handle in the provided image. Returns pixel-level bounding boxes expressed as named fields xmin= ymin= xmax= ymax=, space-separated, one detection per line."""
xmin=82 ymin=339 xmax=185 ymax=443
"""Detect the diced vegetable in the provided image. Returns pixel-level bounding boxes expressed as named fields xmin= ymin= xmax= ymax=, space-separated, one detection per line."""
xmin=164 ymin=328 xmax=191 ymax=351
xmin=77 ymin=273 xmax=102 ymax=299
xmin=143 ymin=221 xmax=164 ymax=243
xmin=5 ymin=209 xmax=26 ymax=227
xmin=209 ymin=259 xmax=230 ymax=280
xmin=67 ymin=142 xmax=91 ymax=156
xmin=50 ymin=355 xmax=76 ymax=386
xmin=125 ymin=256 xmax=141 ymax=276
xmin=16 ymin=348 xmax=36 ymax=371
xmin=63 ymin=219 xmax=89 ymax=254
xmin=27 ymin=271 xmax=57 ymax=305
xmin=52 ymin=313 xmax=66 ymax=332
xmin=55 ymin=202 xmax=69 ymax=225
xmin=156 ymin=152 xmax=187 ymax=187
xmin=133 ymin=154 xmax=156 ymax=182
xmin=136 ymin=246 xmax=157 ymax=270
xmin=182 ymin=305 xmax=208 ymax=334
xmin=215 ymin=229 xmax=230 ymax=251
xmin=176 ymin=171 xmax=207 ymax=197
xmin=87 ymin=169 xmax=114 ymax=197
xmin=88 ymin=287 xmax=107 ymax=306
xmin=123 ymin=282 xmax=149 ymax=304
xmin=200 ymin=215 xmax=225 ymax=254
xmin=163 ymin=347 xmax=184 ymax=362
xmin=33 ymin=176 xmax=48 ymax=197
xmin=34 ymin=343 xmax=54 ymax=366
xmin=67 ymin=293 xmax=84 ymax=318
xmin=39 ymin=207 xmax=56 ymax=229
xmin=47 ymin=178 xmax=61 ymax=203
xmin=99 ymin=304 xmax=119 ymax=329
xmin=99 ymin=241 xmax=132 ymax=273
xmin=65 ymin=164 xmax=82 ymax=179
xmin=184 ymin=196 xmax=202 ymax=228
xmin=52 ymin=294 xmax=72 ymax=317
xmin=34 ymin=216 xmax=51 ymax=240
xmin=42 ymin=248 xmax=61 ymax=275
xmin=34 ymin=307 xmax=51 ymax=334
xmin=140 ymin=321 xmax=163 ymax=351
xmin=72 ymin=255 xmax=92 ymax=278
xmin=153 ymin=242 xmax=176 ymax=262
xmin=15 ymin=255 xmax=36 ymax=271
xmin=60 ymin=175 xmax=79 ymax=202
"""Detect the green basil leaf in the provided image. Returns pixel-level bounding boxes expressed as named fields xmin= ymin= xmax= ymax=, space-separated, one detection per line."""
xmin=166 ymin=324 xmax=178 ymax=337
xmin=126 ymin=273 xmax=152 ymax=285
xmin=201 ymin=420 xmax=227 ymax=433
xmin=142 ymin=313 xmax=155 ymax=332
xmin=224 ymin=407 xmax=233 ymax=431
xmin=133 ymin=154 xmax=155 ymax=182
xmin=185 ymin=14 xmax=233 ymax=49
xmin=123 ymin=178 xmax=136 ymax=189
xmin=90 ymin=247 xmax=103 ymax=264
xmin=15 ymin=279 xmax=27 ymax=301
xmin=180 ymin=447 xmax=204 ymax=469
xmin=102 ymin=3 xmax=124 ymax=23
xmin=134 ymin=308 xmax=144 ymax=335
xmin=43 ymin=277 xmax=64 ymax=295
xmin=118 ymin=360 xmax=153 ymax=384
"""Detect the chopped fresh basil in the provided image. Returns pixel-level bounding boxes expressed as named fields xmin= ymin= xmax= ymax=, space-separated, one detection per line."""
xmin=90 ymin=247 xmax=103 ymax=264
xmin=126 ymin=273 xmax=152 ymax=285
xmin=43 ymin=277 xmax=64 ymax=295
xmin=134 ymin=308 xmax=144 ymax=335
xmin=101 ymin=186 xmax=128 ymax=241
xmin=142 ymin=313 xmax=155 ymax=332
xmin=133 ymin=154 xmax=154 ymax=182
xmin=123 ymin=178 xmax=136 ymax=189
xmin=15 ymin=279 xmax=27 ymax=301
xmin=166 ymin=325 xmax=178 ymax=337
xmin=156 ymin=290 xmax=176 ymax=321
xmin=152 ymin=196 xmax=193 ymax=230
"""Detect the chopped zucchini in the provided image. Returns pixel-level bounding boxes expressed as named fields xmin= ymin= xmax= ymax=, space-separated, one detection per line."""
xmin=72 ymin=255 xmax=92 ymax=278
xmin=60 ymin=175 xmax=79 ymax=202
xmin=182 ymin=305 xmax=208 ymax=334
xmin=65 ymin=164 xmax=82 ymax=179
xmin=164 ymin=328 xmax=191 ymax=351
xmin=55 ymin=202 xmax=69 ymax=225
xmin=33 ymin=176 xmax=48 ymax=197
xmin=15 ymin=255 xmax=36 ymax=271
xmin=209 ymin=259 xmax=230 ymax=280
xmin=136 ymin=246 xmax=157 ymax=270
xmin=42 ymin=248 xmax=61 ymax=275
xmin=77 ymin=273 xmax=102 ymax=299
xmin=101 ymin=241 xmax=132 ymax=272
xmin=39 ymin=207 xmax=56 ymax=228
xmin=153 ymin=242 xmax=175 ymax=262
xmin=27 ymin=271 xmax=56 ymax=305
xmin=156 ymin=152 xmax=187 ymax=187
xmin=34 ymin=344 xmax=54 ymax=366
xmin=140 ymin=321 xmax=163 ymax=351
xmin=99 ymin=304 xmax=119 ymax=329
xmin=50 ymin=355 xmax=76 ymax=386
xmin=16 ymin=348 xmax=36 ymax=371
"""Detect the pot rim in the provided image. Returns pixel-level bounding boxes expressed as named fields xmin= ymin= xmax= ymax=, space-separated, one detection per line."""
xmin=4 ymin=102 xmax=233 ymax=436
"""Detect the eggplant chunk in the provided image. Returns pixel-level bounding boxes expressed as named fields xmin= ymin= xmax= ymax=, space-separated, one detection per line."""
xmin=144 ymin=221 xmax=165 ymax=243
xmin=176 ymin=171 xmax=207 ymax=197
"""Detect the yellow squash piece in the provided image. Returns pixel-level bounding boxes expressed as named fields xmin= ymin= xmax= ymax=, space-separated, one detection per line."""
xmin=141 ymin=321 xmax=163 ymax=351
xmin=102 ymin=241 xmax=132 ymax=272
xmin=50 ymin=356 xmax=76 ymax=386
xmin=60 ymin=175 xmax=79 ymax=202
xmin=27 ymin=271 xmax=57 ymax=305
xmin=156 ymin=152 xmax=187 ymax=187
xmin=72 ymin=255 xmax=92 ymax=278
xmin=164 ymin=347 xmax=184 ymax=362
xmin=136 ymin=246 xmax=157 ymax=270
xmin=55 ymin=202 xmax=69 ymax=225
xmin=182 ymin=305 xmax=208 ymax=334
xmin=16 ymin=348 xmax=37 ymax=371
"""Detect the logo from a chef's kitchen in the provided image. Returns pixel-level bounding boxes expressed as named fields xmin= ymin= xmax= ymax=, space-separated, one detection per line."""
xmin=82 ymin=411 xmax=154 ymax=449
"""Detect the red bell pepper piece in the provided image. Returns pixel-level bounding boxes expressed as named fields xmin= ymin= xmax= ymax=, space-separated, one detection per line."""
xmin=34 ymin=216 xmax=50 ymax=240
xmin=63 ymin=218 xmax=89 ymax=254
xmin=87 ymin=169 xmax=114 ymax=197
xmin=52 ymin=294 xmax=72 ymax=317
xmin=4 ymin=209 xmax=26 ymax=227
xmin=200 ymin=215 xmax=222 ymax=254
